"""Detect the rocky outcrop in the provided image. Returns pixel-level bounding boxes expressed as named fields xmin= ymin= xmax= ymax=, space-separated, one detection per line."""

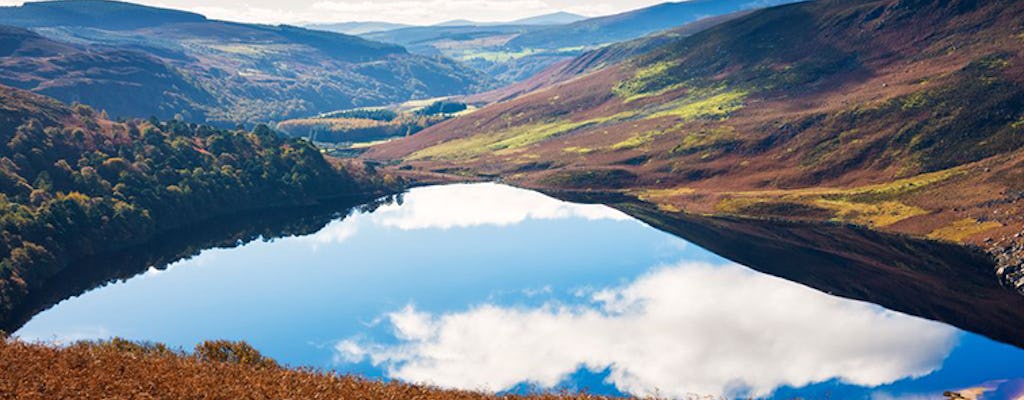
xmin=992 ymin=233 xmax=1024 ymax=295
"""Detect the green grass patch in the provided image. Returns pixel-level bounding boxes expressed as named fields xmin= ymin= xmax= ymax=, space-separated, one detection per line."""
xmin=705 ymin=167 xmax=966 ymax=227
xmin=670 ymin=126 xmax=739 ymax=155
xmin=1012 ymin=115 xmax=1024 ymax=130
xmin=815 ymin=199 xmax=928 ymax=227
xmin=408 ymin=110 xmax=641 ymax=161
xmin=488 ymin=120 xmax=594 ymax=153
xmin=611 ymin=135 xmax=653 ymax=150
xmin=411 ymin=117 xmax=607 ymax=160
xmin=619 ymin=83 xmax=686 ymax=103
xmin=613 ymin=61 xmax=681 ymax=101
xmin=610 ymin=129 xmax=667 ymax=150
xmin=928 ymin=218 xmax=1002 ymax=242
xmin=825 ymin=166 xmax=966 ymax=203
xmin=563 ymin=146 xmax=595 ymax=154
xmin=646 ymin=90 xmax=747 ymax=122
xmin=900 ymin=91 xmax=931 ymax=110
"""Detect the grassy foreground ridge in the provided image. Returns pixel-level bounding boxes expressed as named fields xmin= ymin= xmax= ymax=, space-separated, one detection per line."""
xmin=0 ymin=337 xmax=621 ymax=400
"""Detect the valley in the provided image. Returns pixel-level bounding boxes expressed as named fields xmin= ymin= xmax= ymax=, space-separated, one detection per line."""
xmin=1 ymin=0 xmax=1023 ymax=398
xmin=0 ymin=1 xmax=489 ymax=126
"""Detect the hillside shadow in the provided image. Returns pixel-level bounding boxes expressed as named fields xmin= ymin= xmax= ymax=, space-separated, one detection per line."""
xmin=546 ymin=190 xmax=1024 ymax=349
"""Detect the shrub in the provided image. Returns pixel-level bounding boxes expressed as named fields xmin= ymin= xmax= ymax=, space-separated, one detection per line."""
xmin=193 ymin=340 xmax=278 ymax=369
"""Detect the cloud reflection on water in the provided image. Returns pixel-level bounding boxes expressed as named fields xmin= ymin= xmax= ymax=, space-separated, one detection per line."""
xmin=306 ymin=183 xmax=630 ymax=245
xmin=337 ymin=262 xmax=958 ymax=398
xmin=370 ymin=183 xmax=630 ymax=230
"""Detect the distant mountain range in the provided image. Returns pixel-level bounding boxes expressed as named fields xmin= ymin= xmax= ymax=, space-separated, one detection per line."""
xmin=361 ymin=0 xmax=800 ymax=84
xmin=304 ymin=21 xmax=412 ymax=35
xmin=0 ymin=0 xmax=490 ymax=126
xmin=505 ymin=0 xmax=798 ymax=50
xmin=305 ymin=11 xmax=586 ymax=36
xmin=432 ymin=12 xmax=587 ymax=27
xmin=509 ymin=11 xmax=588 ymax=26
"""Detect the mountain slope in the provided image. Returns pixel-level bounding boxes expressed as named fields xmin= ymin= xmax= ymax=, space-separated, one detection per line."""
xmin=0 ymin=25 xmax=213 ymax=121
xmin=0 ymin=1 xmax=490 ymax=125
xmin=462 ymin=11 xmax=753 ymax=104
xmin=367 ymin=0 xmax=1024 ymax=290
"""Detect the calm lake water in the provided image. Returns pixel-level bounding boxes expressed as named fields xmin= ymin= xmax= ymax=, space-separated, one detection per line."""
xmin=15 ymin=183 xmax=1024 ymax=399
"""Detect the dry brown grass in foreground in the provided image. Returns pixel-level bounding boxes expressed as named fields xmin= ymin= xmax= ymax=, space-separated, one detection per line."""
xmin=0 ymin=337 xmax=626 ymax=400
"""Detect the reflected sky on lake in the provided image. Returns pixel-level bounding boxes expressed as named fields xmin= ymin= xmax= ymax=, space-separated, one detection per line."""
xmin=16 ymin=183 xmax=1024 ymax=399
xmin=339 ymin=262 xmax=956 ymax=398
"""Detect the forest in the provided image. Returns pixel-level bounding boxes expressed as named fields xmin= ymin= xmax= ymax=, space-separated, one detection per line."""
xmin=275 ymin=101 xmax=470 ymax=144
xmin=0 ymin=87 xmax=395 ymax=324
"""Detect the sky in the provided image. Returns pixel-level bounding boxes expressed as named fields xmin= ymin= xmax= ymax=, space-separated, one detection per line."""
xmin=0 ymin=0 xmax=672 ymax=25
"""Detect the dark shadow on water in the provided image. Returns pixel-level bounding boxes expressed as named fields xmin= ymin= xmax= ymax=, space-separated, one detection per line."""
xmin=546 ymin=190 xmax=1024 ymax=349
xmin=0 ymin=193 xmax=400 ymax=334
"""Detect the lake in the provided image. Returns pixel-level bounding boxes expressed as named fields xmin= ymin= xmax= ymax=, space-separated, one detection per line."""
xmin=14 ymin=183 xmax=1024 ymax=399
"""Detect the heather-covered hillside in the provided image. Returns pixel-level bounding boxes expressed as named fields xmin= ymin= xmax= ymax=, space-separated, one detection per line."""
xmin=368 ymin=0 xmax=1024 ymax=289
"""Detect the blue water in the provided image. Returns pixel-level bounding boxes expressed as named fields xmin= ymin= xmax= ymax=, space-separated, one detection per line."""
xmin=15 ymin=183 xmax=1024 ymax=399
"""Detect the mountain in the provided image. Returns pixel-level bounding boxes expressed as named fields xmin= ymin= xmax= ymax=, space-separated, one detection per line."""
xmin=362 ymin=1 xmax=794 ymax=84
xmin=506 ymin=0 xmax=799 ymax=50
xmin=433 ymin=19 xmax=480 ymax=27
xmin=0 ymin=0 xmax=490 ymax=126
xmin=0 ymin=25 xmax=213 ymax=121
xmin=461 ymin=11 xmax=752 ymax=104
xmin=0 ymin=0 xmax=205 ymax=29
xmin=304 ymin=21 xmax=412 ymax=35
xmin=509 ymin=12 xmax=587 ymax=25
xmin=366 ymin=0 xmax=1024 ymax=292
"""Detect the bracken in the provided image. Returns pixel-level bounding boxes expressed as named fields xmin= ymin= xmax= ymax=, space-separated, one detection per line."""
xmin=0 ymin=338 xmax=637 ymax=400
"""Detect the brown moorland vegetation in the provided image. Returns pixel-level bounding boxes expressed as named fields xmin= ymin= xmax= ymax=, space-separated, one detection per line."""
xmin=0 ymin=337 xmax=626 ymax=400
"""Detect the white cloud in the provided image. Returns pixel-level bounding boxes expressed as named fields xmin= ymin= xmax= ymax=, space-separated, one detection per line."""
xmin=6 ymin=0 xmax=669 ymax=25
xmin=337 ymin=262 xmax=958 ymax=398
xmin=310 ymin=0 xmax=551 ymax=24
xmin=306 ymin=219 xmax=359 ymax=245
xmin=388 ymin=305 xmax=438 ymax=341
xmin=368 ymin=183 xmax=630 ymax=230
